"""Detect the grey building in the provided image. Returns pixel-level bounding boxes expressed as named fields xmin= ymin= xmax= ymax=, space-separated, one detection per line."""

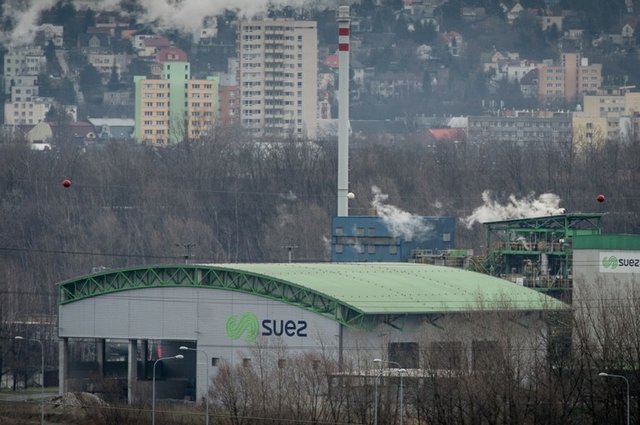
xmin=467 ymin=112 xmax=572 ymax=144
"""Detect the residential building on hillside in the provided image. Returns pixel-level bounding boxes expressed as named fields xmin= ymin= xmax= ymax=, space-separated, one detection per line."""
xmin=4 ymin=97 xmax=53 ymax=125
xmin=134 ymin=61 xmax=219 ymax=145
xmin=35 ymin=24 xmax=64 ymax=47
xmin=537 ymin=53 xmax=602 ymax=103
xmin=9 ymin=76 xmax=39 ymax=102
xmin=466 ymin=111 xmax=572 ymax=144
xmin=237 ymin=19 xmax=318 ymax=139
xmin=3 ymin=47 xmax=46 ymax=94
xmin=87 ymin=118 xmax=135 ymax=141
xmin=217 ymin=73 xmax=238 ymax=127
xmin=572 ymin=91 xmax=640 ymax=148
xmin=88 ymin=53 xmax=130 ymax=81
xmin=370 ymin=72 xmax=423 ymax=98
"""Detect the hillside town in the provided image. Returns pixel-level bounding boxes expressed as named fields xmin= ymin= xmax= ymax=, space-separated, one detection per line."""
xmin=1 ymin=0 xmax=640 ymax=149
xmin=3 ymin=2 xmax=640 ymax=425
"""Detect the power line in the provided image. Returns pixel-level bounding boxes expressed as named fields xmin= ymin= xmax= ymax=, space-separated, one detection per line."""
xmin=0 ymin=246 xmax=181 ymax=261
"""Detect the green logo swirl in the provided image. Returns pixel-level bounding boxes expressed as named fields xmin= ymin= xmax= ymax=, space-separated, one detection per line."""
xmin=602 ymin=256 xmax=618 ymax=269
xmin=225 ymin=312 xmax=259 ymax=343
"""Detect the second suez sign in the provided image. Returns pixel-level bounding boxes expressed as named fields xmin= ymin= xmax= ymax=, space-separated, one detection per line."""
xmin=600 ymin=252 xmax=640 ymax=273
xmin=225 ymin=312 xmax=308 ymax=343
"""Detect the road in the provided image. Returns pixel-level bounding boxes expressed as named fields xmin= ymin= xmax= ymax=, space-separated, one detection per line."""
xmin=54 ymin=49 xmax=84 ymax=106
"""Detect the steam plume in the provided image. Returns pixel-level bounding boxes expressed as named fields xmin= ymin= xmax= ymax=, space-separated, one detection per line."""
xmin=462 ymin=191 xmax=565 ymax=228
xmin=371 ymin=185 xmax=432 ymax=240
xmin=1 ymin=0 xmax=330 ymax=46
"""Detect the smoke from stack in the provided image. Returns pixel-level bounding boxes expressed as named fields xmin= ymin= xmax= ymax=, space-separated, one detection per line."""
xmin=0 ymin=0 xmax=333 ymax=46
xmin=461 ymin=190 xmax=565 ymax=228
xmin=371 ymin=185 xmax=433 ymax=240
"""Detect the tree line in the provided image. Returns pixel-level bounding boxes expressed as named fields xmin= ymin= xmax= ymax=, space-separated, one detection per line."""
xmin=0 ymin=129 xmax=639 ymax=394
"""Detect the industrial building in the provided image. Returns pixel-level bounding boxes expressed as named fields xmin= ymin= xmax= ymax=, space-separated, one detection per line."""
xmin=572 ymin=234 xmax=640 ymax=335
xmin=479 ymin=213 xmax=603 ymax=300
xmin=330 ymin=216 xmax=457 ymax=262
xmin=57 ymin=262 xmax=565 ymax=403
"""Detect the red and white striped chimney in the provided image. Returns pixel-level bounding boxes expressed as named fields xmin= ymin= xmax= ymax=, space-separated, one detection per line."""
xmin=337 ymin=5 xmax=351 ymax=217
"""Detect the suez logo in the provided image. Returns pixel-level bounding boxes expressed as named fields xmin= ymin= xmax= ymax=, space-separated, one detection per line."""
xmin=224 ymin=312 xmax=308 ymax=343
xmin=600 ymin=252 xmax=640 ymax=273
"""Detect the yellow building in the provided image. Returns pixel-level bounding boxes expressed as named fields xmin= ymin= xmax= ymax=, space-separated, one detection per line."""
xmin=135 ymin=62 xmax=218 ymax=145
xmin=572 ymin=91 xmax=640 ymax=149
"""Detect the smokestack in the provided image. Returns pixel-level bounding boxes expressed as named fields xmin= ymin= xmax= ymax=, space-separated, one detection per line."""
xmin=337 ymin=5 xmax=350 ymax=217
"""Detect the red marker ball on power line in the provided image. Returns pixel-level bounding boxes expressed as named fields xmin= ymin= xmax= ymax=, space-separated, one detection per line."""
xmin=596 ymin=194 xmax=605 ymax=203
xmin=63 ymin=179 xmax=72 ymax=188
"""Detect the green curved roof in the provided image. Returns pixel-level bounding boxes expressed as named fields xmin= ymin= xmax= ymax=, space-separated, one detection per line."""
xmin=57 ymin=262 xmax=567 ymax=326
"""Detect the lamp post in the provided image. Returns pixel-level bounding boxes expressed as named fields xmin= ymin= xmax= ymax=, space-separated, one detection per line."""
xmin=373 ymin=358 xmax=382 ymax=425
xmin=180 ymin=346 xmax=210 ymax=425
xmin=599 ymin=372 xmax=630 ymax=425
xmin=15 ymin=336 xmax=44 ymax=425
xmin=152 ymin=354 xmax=184 ymax=425
xmin=373 ymin=358 xmax=405 ymax=425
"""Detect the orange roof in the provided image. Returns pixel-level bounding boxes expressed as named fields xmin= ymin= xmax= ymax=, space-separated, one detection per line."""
xmin=323 ymin=55 xmax=339 ymax=68
xmin=156 ymin=47 xmax=188 ymax=62
xmin=428 ymin=128 xmax=465 ymax=141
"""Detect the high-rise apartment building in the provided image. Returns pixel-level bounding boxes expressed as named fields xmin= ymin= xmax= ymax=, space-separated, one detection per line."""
xmin=134 ymin=61 xmax=218 ymax=145
xmin=537 ymin=53 xmax=602 ymax=103
xmin=237 ymin=19 xmax=318 ymax=139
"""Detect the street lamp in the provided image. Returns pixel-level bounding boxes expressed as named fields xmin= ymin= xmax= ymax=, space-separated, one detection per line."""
xmin=373 ymin=358 xmax=406 ymax=425
xmin=180 ymin=346 xmax=210 ymax=425
xmin=599 ymin=372 xmax=630 ymax=425
xmin=373 ymin=358 xmax=382 ymax=425
xmin=15 ymin=336 xmax=44 ymax=425
xmin=152 ymin=354 xmax=184 ymax=425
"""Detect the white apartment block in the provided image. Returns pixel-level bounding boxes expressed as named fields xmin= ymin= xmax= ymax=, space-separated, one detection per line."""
xmin=4 ymin=97 xmax=53 ymax=125
xmin=10 ymin=76 xmax=39 ymax=102
xmin=237 ymin=19 xmax=318 ymax=139
xmin=88 ymin=53 xmax=130 ymax=80
xmin=3 ymin=47 xmax=46 ymax=94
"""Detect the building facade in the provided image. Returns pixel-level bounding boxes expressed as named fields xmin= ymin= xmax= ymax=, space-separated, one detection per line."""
xmin=57 ymin=263 xmax=566 ymax=403
xmin=3 ymin=47 xmax=46 ymax=95
xmin=4 ymin=96 xmax=53 ymax=125
xmin=572 ymin=91 xmax=640 ymax=147
xmin=237 ymin=19 xmax=318 ymax=139
xmin=537 ymin=53 xmax=602 ymax=103
xmin=466 ymin=111 xmax=572 ymax=144
xmin=134 ymin=62 xmax=218 ymax=145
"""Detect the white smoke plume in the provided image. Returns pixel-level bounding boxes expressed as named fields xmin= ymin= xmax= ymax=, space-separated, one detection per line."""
xmin=1 ymin=0 xmax=331 ymax=46
xmin=462 ymin=190 xmax=565 ymax=229
xmin=371 ymin=185 xmax=432 ymax=240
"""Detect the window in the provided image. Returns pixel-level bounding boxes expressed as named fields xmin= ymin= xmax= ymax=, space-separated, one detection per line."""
xmin=389 ymin=245 xmax=398 ymax=255
xmin=356 ymin=227 xmax=365 ymax=237
xmin=388 ymin=342 xmax=419 ymax=369
xmin=472 ymin=340 xmax=502 ymax=370
xmin=443 ymin=233 xmax=451 ymax=242
xmin=428 ymin=341 xmax=465 ymax=370
xmin=335 ymin=227 xmax=344 ymax=236
xmin=368 ymin=245 xmax=376 ymax=254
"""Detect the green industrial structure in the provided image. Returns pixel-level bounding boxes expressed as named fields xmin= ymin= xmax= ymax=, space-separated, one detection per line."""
xmin=58 ymin=263 xmax=564 ymax=329
xmin=57 ymin=263 xmax=567 ymax=402
xmin=477 ymin=213 xmax=604 ymax=300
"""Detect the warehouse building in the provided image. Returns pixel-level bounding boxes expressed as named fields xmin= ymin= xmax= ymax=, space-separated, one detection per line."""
xmin=57 ymin=262 xmax=566 ymax=403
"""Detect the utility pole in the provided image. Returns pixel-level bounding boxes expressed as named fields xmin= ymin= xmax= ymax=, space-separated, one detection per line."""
xmin=282 ymin=244 xmax=299 ymax=263
xmin=176 ymin=243 xmax=196 ymax=264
